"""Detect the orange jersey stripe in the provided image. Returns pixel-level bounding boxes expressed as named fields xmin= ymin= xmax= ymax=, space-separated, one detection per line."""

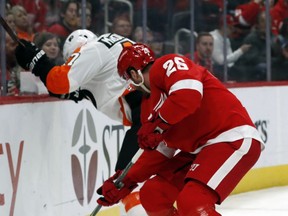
xmin=46 ymin=64 xmax=71 ymax=94
xmin=118 ymin=84 xmax=136 ymax=126
xmin=46 ymin=47 xmax=82 ymax=94
xmin=122 ymin=192 xmax=141 ymax=212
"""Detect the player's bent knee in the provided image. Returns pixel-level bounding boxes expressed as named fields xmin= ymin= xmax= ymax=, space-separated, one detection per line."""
xmin=176 ymin=180 xmax=221 ymax=216
xmin=145 ymin=207 xmax=179 ymax=216
xmin=140 ymin=176 xmax=179 ymax=213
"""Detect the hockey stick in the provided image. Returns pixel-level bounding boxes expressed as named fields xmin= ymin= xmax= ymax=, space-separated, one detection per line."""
xmin=90 ymin=148 xmax=144 ymax=216
xmin=0 ymin=14 xmax=24 ymax=46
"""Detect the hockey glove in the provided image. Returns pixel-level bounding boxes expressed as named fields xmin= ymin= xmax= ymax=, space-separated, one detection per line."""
xmin=96 ymin=170 xmax=138 ymax=206
xmin=49 ymin=89 xmax=88 ymax=103
xmin=137 ymin=112 xmax=170 ymax=150
xmin=15 ymin=39 xmax=55 ymax=84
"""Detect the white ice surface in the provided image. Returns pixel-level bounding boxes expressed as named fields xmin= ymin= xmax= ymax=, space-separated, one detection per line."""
xmin=216 ymin=186 xmax=288 ymax=216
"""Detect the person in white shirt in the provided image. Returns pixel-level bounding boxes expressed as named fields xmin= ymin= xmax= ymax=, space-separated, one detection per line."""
xmin=210 ymin=15 xmax=251 ymax=80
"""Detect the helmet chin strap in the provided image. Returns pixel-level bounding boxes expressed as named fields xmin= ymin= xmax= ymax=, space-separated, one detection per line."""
xmin=131 ymin=70 xmax=151 ymax=93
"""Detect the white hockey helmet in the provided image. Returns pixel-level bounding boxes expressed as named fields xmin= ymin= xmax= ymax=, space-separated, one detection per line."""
xmin=63 ymin=29 xmax=97 ymax=61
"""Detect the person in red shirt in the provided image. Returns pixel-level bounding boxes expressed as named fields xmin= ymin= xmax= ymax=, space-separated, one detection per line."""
xmin=270 ymin=0 xmax=288 ymax=36
xmin=234 ymin=0 xmax=288 ymax=36
xmin=234 ymin=0 xmax=264 ymax=28
xmin=185 ymin=32 xmax=215 ymax=78
xmin=194 ymin=32 xmax=214 ymax=73
xmin=96 ymin=43 xmax=264 ymax=215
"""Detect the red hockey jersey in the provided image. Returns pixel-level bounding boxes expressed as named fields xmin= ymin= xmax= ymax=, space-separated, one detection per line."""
xmin=146 ymin=54 xmax=263 ymax=153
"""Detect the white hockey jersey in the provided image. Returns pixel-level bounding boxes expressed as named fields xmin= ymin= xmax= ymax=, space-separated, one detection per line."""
xmin=45 ymin=33 xmax=135 ymax=125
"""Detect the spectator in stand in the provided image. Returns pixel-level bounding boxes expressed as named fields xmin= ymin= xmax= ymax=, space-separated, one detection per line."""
xmin=277 ymin=17 xmax=288 ymax=45
xmin=134 ymin=0 xmax=167 ymax=33
xmin=230 ymin=23 xmax=252 ymax=52
xmin=231 ymin=11 xmax=268 ymax=82
xmin=271 ymin=39 xmax=288 ymax=81
xmin=228 ymin=1 xmax=256 ymax=51
xmin=132 ymin=26 xmax=154 ymax=45
xmin=132 ymin=26 xmax=151 ymax=41
xmin=234 ymin=0 xmax=264 ymax=29
xmin=9 ymin=0 xmax=48 ymax=32
xmin=33 ymin=32 xmax=64 ymax=65
xmin=44 ymin=0 xmax=61 ymax=28
xmin=85 ymin=0 xmax=103 ymax=33
xmin=0 ymin=33 xmax=21 ymax=96
xmin=150 ymin=32 xmax=164 ymax=58
xmin=231 ymin=0 xmax=266 ymax=51
xmin=196 ymin=1 xmax=222 ymax=32
xmin=210 ymin=15 xmax=251 ymax=81
xmin=4 ymin=10 xmax=16 ymax=32
xmin=77 ymin=2 xmax=92 ymax=30
xmin=185 ymin=32 xmax=214 ymax=74
xmin=132 ymin=26 xmax=164 ymax=58
xmin=271 ymin=18 xmax=288 ymax=80
xmin=47 ymin=0 xmax=79 ymax=49
xmin=234 ymin=0 xmax=288 ymax=37
xmin=272 ymin=17 xmax=288 ymax=53
xmin=10 ymin=5 xmax=35 ymax=42
xmin=29 ymin=32 xmax=64 ymax=94
xmin=270 ymin=0 xmax=288 ymax=36
xmin=111 ymin=14 xmax=133 ymax=39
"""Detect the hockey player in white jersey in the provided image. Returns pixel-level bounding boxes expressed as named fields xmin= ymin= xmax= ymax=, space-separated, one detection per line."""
xmin=14 ymin=30 xmax=147 ymax=216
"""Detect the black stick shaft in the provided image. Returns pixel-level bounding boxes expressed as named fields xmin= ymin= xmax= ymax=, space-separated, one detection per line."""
xmin=0 ymin=14 xmax=24 ymax=46
xmin=90 ymin=149 xmax=143 ymax=216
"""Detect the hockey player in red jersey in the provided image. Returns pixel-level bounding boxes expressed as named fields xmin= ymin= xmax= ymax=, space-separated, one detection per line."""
xmin=96 ymin=43 xmax=265 ymax=215
xmin=14 ymin=30 xmax=147 ymax=215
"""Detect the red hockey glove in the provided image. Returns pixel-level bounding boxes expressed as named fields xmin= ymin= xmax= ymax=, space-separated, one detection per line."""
xmin=96 ymin=170 xmax=138 ymax=206
xmin=137 ymin=112 xmax=170 ymax=150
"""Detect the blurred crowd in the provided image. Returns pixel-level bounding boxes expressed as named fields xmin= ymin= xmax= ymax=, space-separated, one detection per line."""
xmin=0 ymin=0 xmax=288 ymax=96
